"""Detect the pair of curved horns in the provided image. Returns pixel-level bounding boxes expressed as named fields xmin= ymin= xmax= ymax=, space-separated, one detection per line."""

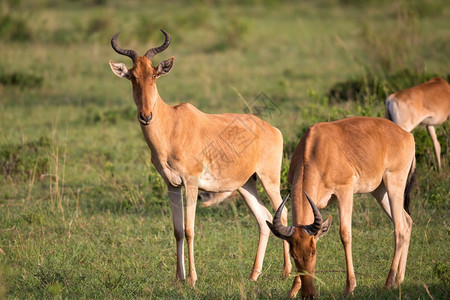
xmin=266 ymin=192 xmax=323 ymax=240
xmin=111 ymin=29 xmax=171 ymax=62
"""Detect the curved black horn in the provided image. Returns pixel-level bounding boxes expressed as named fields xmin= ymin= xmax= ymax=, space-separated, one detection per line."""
xmin=266 ymin=194 xmax=295 ymax=240
xmin=111 ymin=32 xmax=138 ymax=62
xmin=144 ymin=29 xmax=171 ymax=60
xmin=303 ymin=192 xmax=323 ymax=236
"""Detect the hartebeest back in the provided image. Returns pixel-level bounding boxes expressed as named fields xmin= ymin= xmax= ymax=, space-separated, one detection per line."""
xmin=386 ymin=77 xmax=450 ymax=171
xmin=109 ymin=30 xmax=291 ymax=285
xmin=267 ymin=117 xmax=416 ymax=298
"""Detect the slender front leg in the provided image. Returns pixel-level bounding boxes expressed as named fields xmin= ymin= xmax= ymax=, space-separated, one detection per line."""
xmin=185 ymin=177 xmax=199 ymax=286
xmin=337 ymin=191 xmax=356 ymax=297
xmin=168 ymin=185 xmax=185 ymax=282
xmin=426 ymin=125 xmax=442 ymax=171
xmin=288 ymin=275 xmax=301 ymax=298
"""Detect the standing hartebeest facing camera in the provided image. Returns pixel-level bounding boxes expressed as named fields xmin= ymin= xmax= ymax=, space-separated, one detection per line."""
xmin=385 ymin=77 xmax=450 ymax=171
xmin=109 ymin=29 xmax=291 ymax=285
xmin=267 ymin=117 xmax=416 ymax=299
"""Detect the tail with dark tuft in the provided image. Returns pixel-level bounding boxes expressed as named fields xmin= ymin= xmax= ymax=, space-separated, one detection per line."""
xmin=385 ymin=101 xmax=392 ymax=121
xmin=385 ymin=96 xmax=398 ymax=124
xmin=404 ymin=157 xmax=416 ymax=215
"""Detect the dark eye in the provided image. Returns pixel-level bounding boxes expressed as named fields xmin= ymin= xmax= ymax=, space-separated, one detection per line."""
xmin=152 ymin=74 xmax=156 ymax=79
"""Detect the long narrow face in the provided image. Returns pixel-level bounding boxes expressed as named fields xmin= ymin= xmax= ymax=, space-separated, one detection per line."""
xmin=266 ymin=193 xmax=332 ymax=298
xmin=129 ymin=57 xmax=158 ymax=124
xmin=108 ymin=30 xmax=174 ymax=125
xmin=289 ymin=227 xmax=321 ymax=297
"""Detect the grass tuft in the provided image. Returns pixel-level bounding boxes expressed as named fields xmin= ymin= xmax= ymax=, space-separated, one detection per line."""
xmin=0 ymin=137 xmax=50 ymax=180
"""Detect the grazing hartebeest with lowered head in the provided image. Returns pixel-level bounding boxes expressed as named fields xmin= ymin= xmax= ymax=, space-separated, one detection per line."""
xmin=108 ymin=29 xmax=291 ymax=285
xmin=267 ymin=117 xmax=416 ymax=298
xmin=385 ymin=77 xmax=450 ymax=171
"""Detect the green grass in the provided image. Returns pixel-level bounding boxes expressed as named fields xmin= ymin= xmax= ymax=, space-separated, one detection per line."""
xmin=1 ymin=0 xmax=449 ymax=299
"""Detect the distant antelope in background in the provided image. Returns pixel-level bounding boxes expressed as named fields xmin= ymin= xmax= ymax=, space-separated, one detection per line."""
xmin=109 ymin=29 xmax=291 ymax=285
xmin=267 ymin=117 xmax=416 ymax=298
xmin=385 ymin=77 xmax=450 ymax=171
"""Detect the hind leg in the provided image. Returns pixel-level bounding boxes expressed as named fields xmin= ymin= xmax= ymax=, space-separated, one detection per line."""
xmin=372 ymin=182 xmax=411 ymax=284
xmin=257 ymin=172 xmax=292 ymax=278
xmin=238 ymin=177 xmax=273 ymax=281
xmin=199 ymin=191 xmax=233 ymax=207
xmin=371 ymin=182 xmax=392 ymax=219
xmin=397 ymin=212 xmax=412 ymax=283
xmin=426 ymin=125 xmax=442 ymax=171
xmin=384 ymin=174 xmax=411 ymax=288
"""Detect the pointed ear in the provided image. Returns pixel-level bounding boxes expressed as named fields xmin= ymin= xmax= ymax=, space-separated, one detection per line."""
xmin=315 ymin=215 xmax=332 ymax=240
xmin=109 ymin=60 xmax=130 ymax=79
xmin=156 ymin=56 xmax=174 ymax=77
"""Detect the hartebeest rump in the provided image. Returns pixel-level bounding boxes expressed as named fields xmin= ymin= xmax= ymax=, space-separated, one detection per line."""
xmin=109 ymin=30 xmax=291 ymax=285
xmin=267 ymin=117 xmax=416 ymax=298
xmin=385 ymin=77 xmax=450 ymax=171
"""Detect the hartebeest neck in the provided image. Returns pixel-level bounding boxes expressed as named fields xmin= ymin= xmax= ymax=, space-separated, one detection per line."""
xmin=291 ymin=181 xmax=317 ymax=227
xmin=139 ymin=90 xmax=175 ymax=158
xmin=292 ymin=196 xmax=316 ymax=227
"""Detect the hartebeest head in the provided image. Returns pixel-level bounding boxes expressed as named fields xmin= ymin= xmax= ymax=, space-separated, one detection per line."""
xmin=109 ymin=29 xmax=174 ymax=125
xmin=267 ymin=193 xmax=332 ymax=298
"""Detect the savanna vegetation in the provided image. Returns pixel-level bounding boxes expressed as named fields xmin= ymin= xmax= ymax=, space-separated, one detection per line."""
xmin=0 ymin=0 xmax=449 ymax=298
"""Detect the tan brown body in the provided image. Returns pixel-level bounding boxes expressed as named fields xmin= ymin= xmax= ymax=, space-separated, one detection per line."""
xmin=386 ymin=77 xmax=450 ymax=171
xmin=109 ymin=30 xmax=291 ymax=285
xmin=268 ymin=117 xmax=416 ymax=298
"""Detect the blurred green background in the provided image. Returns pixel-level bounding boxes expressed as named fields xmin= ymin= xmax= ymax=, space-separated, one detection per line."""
xmin=0 ymin=0 xmax=449 ymax=298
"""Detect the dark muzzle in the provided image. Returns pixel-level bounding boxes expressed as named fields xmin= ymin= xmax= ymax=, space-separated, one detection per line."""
xmin=139 ymin=112 xmax=153 ymax=125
